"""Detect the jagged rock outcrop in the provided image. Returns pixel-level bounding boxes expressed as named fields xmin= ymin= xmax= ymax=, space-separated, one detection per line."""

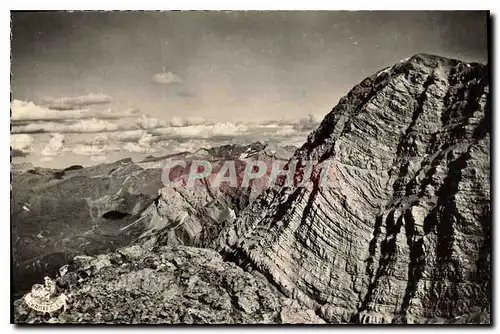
xmin=14 ymin=245 xmax=324 ymax=324
xmin=135 ymin=142 xmax=295 ymax=249
xmin=217 ymin=54 xmax=490 ymax=323
xmin=11 ymin=142 xmax=295 ymax=298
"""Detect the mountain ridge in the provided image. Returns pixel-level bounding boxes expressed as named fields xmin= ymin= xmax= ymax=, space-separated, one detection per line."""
xmin=215 ymin=53 xmax=490 ymax=323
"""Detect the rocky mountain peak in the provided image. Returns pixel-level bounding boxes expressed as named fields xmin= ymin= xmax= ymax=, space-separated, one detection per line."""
xmin=217 ymin=54 xmax=490 ymax=323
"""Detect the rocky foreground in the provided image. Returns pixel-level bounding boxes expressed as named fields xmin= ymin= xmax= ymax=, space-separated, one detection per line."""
xmin=14 ymin=245 xmax=323 ymax=324
xmin=11 ymin=142 xmax=293 ymax=298
xmin=12 ymin=54 xmax=490 ymax=324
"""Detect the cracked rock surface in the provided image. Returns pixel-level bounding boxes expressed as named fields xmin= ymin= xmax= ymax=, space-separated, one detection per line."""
xmin=14 ymin=245 xmax=324 ymax=324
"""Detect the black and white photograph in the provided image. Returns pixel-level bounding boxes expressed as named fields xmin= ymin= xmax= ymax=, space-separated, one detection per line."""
xmin=9 ymin=10 xmax=491 ymax=325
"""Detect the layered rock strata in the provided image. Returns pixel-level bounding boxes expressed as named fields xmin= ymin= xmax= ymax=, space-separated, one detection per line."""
xmin=217 ymin=54 xmax=490 ymax=323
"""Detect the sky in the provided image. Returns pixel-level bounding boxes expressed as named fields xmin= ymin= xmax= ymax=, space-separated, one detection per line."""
xmin=10 ymin=11 xmax=489 ymax=168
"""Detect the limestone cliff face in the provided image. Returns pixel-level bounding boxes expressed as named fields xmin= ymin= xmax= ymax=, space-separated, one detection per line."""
xmin=217 ymin=54 xmax=490 ymax=323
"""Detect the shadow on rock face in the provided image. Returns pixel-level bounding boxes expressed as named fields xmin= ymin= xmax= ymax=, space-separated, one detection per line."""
xmin=102 ymin=211 xmax=131 ymax=220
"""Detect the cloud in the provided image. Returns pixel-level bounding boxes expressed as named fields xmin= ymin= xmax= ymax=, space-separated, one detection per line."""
xmin=11 ymin=100 xmax=323 ymax=164
xmin=13 ymin=100 xmax=317 ymax=140
xmin=41 ymin=93 xmax=112 ymax=110
xmin=86 ymin=131 xmax=157 ymax=154
xmin=11 ymin=116 xmax=168 ymax=134
xmin=255 ymin=114 xmax=323 ymax=130
xmin=10 ymin=134 xmax=34 ymax=154
xmin=186 ymin=117 xmax=207 ymax=126
xmin=292 ymin=114 xmax=323 ymax=130
xmin=123 ymin=142 xmax=153 ymax=153
xmin=71 ymin=142 xmax=120 ymax=157
xmin=170 ymin=116 xmax=209 ymax=127
xmin=137 ymin=115 xmax=168 ymax=129
xmin=71 ymin=144 xmax=105 ymax=157
xmin=151 ymin=72 xmax=183 ymax=85
xmin=108 ymin=130 xmax=146 ymax=142
xmin=41 ymin=133 xmax=65 ymax=157
xmin=68 ymin=131 xmax=156 ymax=157
xmin=153 ymin=122 xmax=247 ymax=140
xmin=69 ymin=133 xmax=131 ymax=157
xmin=11 ymin=99 xmax=140 ymax=122
xmin=138 ymin=133 xmax=156 ymax=147
xmin=12 ymin=119 xmax=122 ymax=134
xmin=170 ymin=116 xmax=184 ymax=127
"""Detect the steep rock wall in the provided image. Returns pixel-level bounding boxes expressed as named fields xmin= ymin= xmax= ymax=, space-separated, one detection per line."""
xmin=217 ymin=54 xmax=490 ymax=323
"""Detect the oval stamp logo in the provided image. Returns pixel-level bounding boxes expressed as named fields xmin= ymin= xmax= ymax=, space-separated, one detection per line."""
xmin=24 ymin=277 xmax=67 ymax=313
